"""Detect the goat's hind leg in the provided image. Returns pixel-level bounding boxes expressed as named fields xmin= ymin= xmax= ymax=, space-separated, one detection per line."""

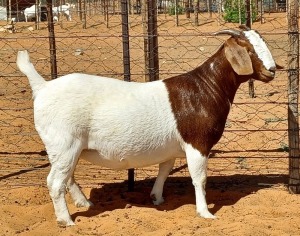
xmin=67 ymin=176 xmax=94 ymax=208
xmin=47 ymin=144 xmax=83 ymax=226
xmin=47 ymin=162 xmax=75 ymax=226
xmin=150 ymin=158 xmax=175 ymax=205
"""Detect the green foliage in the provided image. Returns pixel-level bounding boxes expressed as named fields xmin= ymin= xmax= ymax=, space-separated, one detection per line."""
xmin=236 ymin=157 xmax=248 ymax=169
xmin=168 ymin=5 xmax=184 ymax=15
xmin=279 ymin=142 xmax=289 ymax=152
xmin=223 ymin=0 xmax=258 ymax=23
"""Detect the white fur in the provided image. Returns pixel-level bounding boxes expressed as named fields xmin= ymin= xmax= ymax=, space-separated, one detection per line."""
xmin=34 ymin=73 xmax=184 ymax=168
xmin=0 ymin=6 xmax=7 ymax=21
xmin=23 ymin=4 xmax=41 ymax=22
xmin=52 ymin=3 xmax=73 ymax=21
xmin=244 ymin=30 xmax=276 ymax=70
xmin=150 ymin=159 xmax=176 ymax=205
xmin=185 ymin=144 xmax=215 ymax=218
xmin=17 ymin=50 xmax=192 ymax=225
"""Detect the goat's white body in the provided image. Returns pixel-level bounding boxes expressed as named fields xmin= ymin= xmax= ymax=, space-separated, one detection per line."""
xmin=52 ymin=4 xmax=72 ymax=21
xmin=34 ymin=74 xmax=184 ymax=169
xmin=0 ymin=6 xmax=7 ymax=20
xmin=24 ymin=5 xmax=40 ymax=22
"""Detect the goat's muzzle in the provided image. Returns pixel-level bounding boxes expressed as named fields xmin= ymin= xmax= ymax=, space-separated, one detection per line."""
xmin=261 ymin=67 xmax=276 ymax=82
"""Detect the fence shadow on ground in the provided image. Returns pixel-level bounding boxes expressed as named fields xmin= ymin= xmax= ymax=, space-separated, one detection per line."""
xmin=71 ymin=174 xmax=288 ymax=222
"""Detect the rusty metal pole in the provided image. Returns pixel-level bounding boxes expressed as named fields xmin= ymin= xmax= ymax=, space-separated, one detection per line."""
xmin=288 ymin=0 xmax=300 ymax=194
xmin=147 ymin=0 xmax=159 ymax=81
xmin=246 ymin=0 xmax=255 ymax=98
xmin=121 ymin=0 xmax=131 ymax=82
xmin=142 ymin=0 xmax=159 ymax=82
xmin=121 ymin=0 xmax=134 ymax=191
xmin=194 ymin=0 xmax=199 ymax=26
xmin=185 ymin=0 xmax=190 ymax=18
xmin=142 ymin=0 xmax=149 ymax=81
xmin=47 ymin=0 xmax=57 ymax=80
xmin=83 ymin=0 xmax=87 ymax=29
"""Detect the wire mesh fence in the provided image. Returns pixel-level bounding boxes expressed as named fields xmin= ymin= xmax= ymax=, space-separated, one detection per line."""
xmin=0 ymin=0 xmax=295 ymax=189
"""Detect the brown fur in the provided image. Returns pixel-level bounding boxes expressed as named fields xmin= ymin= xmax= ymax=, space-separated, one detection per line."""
xmin=163 ymin=35 xmax=275 ymax=156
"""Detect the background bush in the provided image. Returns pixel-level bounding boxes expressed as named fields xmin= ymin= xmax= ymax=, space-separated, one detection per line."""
xmin=168 ymin=5 xmax=185 ymax=15
xmin=223 ymin=0 xmax=258 ymax=23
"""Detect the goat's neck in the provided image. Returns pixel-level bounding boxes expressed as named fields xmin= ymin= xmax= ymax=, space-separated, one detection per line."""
xmin=163 ymin=49 xmax=245 ymax=155
xmin=192 ymin=49 xmax=241 ymax=104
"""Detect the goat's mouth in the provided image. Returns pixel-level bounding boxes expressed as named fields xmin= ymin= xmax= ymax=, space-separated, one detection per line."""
xmin=260 ymin=70 xmax=275 ymax=82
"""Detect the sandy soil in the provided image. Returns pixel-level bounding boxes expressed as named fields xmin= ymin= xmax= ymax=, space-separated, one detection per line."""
xmin=1 ymin=175 xmax=299 ymax=235
xmin=0 ymin=11 xmax=299 ymax=236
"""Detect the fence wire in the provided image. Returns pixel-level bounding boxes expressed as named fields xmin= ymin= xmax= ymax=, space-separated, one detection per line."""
xmin=0 ymin=0 xmax=292 ymax=188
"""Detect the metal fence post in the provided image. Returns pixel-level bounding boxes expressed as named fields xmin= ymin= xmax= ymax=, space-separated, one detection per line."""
xmin=194 ymin=0 xmax=199 ymax=26
xmin=121 ymin=0 xmax=131 ymax=82
xmin=288 ymin=0 xmax=300 ymax=193
xmin=147 ymin=0 xmax=159 ymax=81
xmin=35 ymin=0 xmax=40 ymax=30
xmin=47 ymin=0 xmax=57 ymax=80
xmin=121 ymin=0 xmax=134 ymax=192
xmin=246 ymin=0 xmax=255 ymax=98
xmin=142 ymin=0 xmax=159 ymax=82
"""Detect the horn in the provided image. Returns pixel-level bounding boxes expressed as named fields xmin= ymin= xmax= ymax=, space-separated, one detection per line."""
xmin=213 ymin=29 xmax=241 ymax=37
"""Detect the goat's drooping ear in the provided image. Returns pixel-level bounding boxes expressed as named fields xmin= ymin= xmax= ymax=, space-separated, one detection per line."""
xmin=224 ymin=38 xmax=253 ymax=75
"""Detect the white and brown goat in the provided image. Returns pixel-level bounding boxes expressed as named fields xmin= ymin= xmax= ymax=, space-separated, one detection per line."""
xmin=16 ymin=27 xmax=279 ymax=226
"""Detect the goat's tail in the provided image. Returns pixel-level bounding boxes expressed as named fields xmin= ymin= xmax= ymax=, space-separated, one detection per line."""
xmin=16 ymin=50 xmax=46 ymax=97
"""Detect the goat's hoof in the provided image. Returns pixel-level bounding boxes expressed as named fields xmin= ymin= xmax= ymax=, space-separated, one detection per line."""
xmin=150 ymin=193 xmax=164 ymax=205
xmin=198 ymin=210 xmax=217 ymax=219
xmin=87 ymin=200 xmax=94 ymax=207
xmin=57 ymin=218 xmax=76 ymax=227
xmin=75 ymin=200 xmax=94 ymax=208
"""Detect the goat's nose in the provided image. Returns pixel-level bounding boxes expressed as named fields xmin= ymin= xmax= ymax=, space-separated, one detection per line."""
xmin=269 ymin=66 xmax=276 ymax=73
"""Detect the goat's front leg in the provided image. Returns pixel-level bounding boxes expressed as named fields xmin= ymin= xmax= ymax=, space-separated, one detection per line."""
xmin=185 ymin=144 xmax=216 ymax=219
xmin=151 ymin=158 xmax=175 ymax=205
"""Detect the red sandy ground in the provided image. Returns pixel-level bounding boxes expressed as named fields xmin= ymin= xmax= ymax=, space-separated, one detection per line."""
xmin=1 ymin=176 xmax=300 ymax=235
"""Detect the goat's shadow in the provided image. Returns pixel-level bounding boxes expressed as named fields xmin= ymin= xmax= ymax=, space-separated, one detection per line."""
xmin=71 ymin=174 xmax=287 ymax=221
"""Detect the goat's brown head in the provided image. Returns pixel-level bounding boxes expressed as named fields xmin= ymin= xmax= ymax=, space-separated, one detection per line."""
xmin=214 ymin=26 xmax=279 ymax=83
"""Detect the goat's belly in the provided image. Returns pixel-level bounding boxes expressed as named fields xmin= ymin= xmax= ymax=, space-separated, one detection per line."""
xmin=80 ymin=146 xmax=184 ymax=170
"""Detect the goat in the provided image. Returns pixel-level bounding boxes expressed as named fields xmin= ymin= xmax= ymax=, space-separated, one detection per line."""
xmin=16 ymin=26 xmax=279 ymax=226
xmin=52 ymin=3 xmax=73 ymax=21
xmin=0 ymin=6 xmax=7 ymax=21
xmin=23 ymin=4 xmax=41 ymax=22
